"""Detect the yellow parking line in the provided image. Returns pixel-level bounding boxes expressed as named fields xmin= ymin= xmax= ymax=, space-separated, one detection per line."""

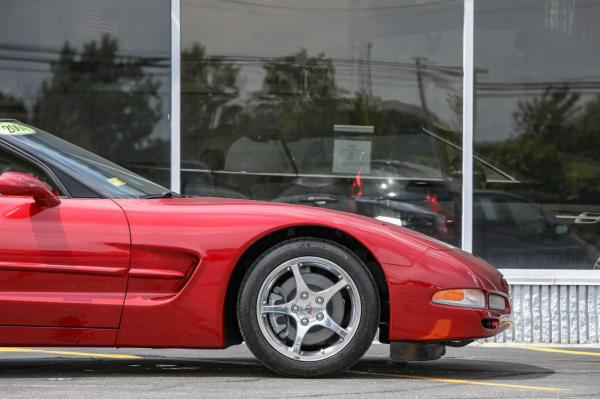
xmin=523 ymin=347 xmax=600 ymax=357
xmin=0 ymin=347 xmax=142 ymax=360
xmin=350 ymin=371 xmax=566 ymax=392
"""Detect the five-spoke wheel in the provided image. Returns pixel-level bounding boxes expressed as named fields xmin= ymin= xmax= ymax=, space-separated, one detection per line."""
xmin=257 ymin=256 xmax=360 ymax=361
xmin=238 ymin=238 xmax=379 ymax=377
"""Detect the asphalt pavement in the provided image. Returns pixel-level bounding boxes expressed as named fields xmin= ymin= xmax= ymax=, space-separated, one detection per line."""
xmin=0 ymin=343 xmax=598 ymax=398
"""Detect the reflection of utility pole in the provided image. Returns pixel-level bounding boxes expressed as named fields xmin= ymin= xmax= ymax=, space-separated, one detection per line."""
xmin=303 ymin=67 xmax=309 ymax=99
xmin=365 ymin=42 xmax=372 ymax=97
xmin=359 ymin=42 xmax=373 ymax=97
xmin=414 ymin=57 xmax=432 ymax=128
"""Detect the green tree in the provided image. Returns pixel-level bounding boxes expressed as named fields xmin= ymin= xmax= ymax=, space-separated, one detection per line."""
xmin=513 ymin=86 xmax=579 ymax=147
xmin=478 ymin=87 xmax=580 ymax=194
xmin=477 ymin=86 xmax=600 ymax=199
xmin=570 ymin=95 xmax=600 ymax=158
xmin=562 ymin=95 xmax=600 ymax=200
xmin=252 ymin=48 xmax=340 ymax=140
xmin=181 ymin=42 xmax=240 ymax=161
xmin=0 ymin=92 xmax=28 ymax=121
xmin=33 ymin=34 xmax=163 ymax=165
xmin=262 ymin=49 xmax=337 ymax=99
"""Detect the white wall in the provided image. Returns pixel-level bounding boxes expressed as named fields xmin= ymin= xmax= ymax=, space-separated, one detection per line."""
xmin=488 ymin=282 xmax=600 ymax=344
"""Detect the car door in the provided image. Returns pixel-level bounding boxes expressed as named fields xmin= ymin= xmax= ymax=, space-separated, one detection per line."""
xmin=0 ymin=147 xmax=130 ymax=328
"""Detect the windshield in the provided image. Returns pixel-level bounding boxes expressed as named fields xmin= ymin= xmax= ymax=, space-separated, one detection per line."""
xmin=0 ymin=122 xmax=170 ymax=198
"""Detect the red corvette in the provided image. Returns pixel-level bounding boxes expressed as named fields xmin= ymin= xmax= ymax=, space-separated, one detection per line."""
xmin=0 ymin=120 xmax=511 ymax=377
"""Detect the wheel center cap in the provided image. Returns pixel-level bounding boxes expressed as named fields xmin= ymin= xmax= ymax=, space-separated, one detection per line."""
xmin=294 ymin=299 xmax=325 ymax=324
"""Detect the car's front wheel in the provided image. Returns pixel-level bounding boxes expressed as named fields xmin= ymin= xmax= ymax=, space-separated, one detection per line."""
xmin=237 ymin=238 xmax=379 ymax=377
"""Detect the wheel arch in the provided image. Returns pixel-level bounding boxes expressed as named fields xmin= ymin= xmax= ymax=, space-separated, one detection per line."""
xmin=223 ymin=225 xmax=390 ymax=346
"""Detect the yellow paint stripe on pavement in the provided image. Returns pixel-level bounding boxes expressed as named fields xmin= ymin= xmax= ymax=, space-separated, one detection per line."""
xmin=523 ymin=347 xmax=600 ymax=357
xmin=350 ymin=371 xmax=566 ymax=392
xmin=0 ymin=347 xmax=142 ymax=360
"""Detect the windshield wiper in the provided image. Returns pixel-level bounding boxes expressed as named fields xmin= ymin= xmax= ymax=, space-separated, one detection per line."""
xmin=138 ymin=191 xmax=180 ymax=199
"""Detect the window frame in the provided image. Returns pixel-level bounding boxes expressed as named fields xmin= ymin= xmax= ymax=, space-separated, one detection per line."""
xmin=0 ymin=140 xmax=71 ymax=198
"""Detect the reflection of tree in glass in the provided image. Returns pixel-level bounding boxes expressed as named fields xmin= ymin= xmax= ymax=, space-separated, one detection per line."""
xmin=0 ymin=92 xmax=28 ymax=121
xmin=445 ymin=91 xmax=462 ymax=132
xmin=181 ymin=42 xmax=240 ymax=160
xmin=514 ymin=86 xmax=579 ymax=145
xmin=262 ymin=49 xmax=337 ymax=99
xmin=251 ymin=49 xmax=339 ymax=140
xmin=180 ymin=44 xmax=456 ymax=182
xmin=254 ymin=49 xmax=434 ymax=139
xmin=479 ymin=86 xmax=600 ymax=202
xmin=565 ymin=95 xmax=600 ymax=201
xmin=351 ymin=89 xmax=377 ymax=127
xmin=33 ymin=34 xmax=163 ymax=165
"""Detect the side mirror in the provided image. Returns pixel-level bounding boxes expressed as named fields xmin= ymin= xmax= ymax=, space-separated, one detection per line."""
xmin=554 ymin=223 xmax=570 ymax=236
xmin=0 ymin=171 xmax=61 ymax=207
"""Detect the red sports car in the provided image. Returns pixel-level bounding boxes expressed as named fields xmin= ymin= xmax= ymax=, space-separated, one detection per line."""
xmin=0 ymin=120 xmax=511 ymax=377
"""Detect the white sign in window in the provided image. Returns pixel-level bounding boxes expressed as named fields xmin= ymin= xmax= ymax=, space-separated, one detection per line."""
xmin=332 ymin=139 xmax=372 ymax=174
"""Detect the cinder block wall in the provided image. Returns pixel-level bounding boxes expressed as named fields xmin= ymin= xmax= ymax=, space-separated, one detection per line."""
xmin=487 ymin=284 xmax=600 ymax=344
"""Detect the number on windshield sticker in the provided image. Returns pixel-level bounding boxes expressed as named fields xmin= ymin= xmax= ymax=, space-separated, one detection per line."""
xmin=0 ymin=122 xmax=36 ymax=135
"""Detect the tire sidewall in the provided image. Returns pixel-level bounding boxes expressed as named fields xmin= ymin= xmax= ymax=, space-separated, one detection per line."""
xmin=237 ymin=238 xmax=379 ymax=377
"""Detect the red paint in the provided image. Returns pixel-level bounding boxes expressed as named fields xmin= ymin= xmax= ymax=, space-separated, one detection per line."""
xmin=0 ymin=195 xmax=510 ymax=348
xmin=0 ymin=171 xmax=61 ymax=207
xmin=0 ymin=197 xmax=130 ymax=331
xmin=0 ymin=327 xmax=117 ymax=346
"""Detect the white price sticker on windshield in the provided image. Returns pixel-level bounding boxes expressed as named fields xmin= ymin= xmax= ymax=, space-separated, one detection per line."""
xmin=107 ymin=177 xmax=127 ymax=187
xmin=0 ymin=122 xmax=35 ymax=135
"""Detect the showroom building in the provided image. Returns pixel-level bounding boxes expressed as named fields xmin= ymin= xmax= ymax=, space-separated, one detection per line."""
xmin=1 ymin=0 xmax=599 ymax=343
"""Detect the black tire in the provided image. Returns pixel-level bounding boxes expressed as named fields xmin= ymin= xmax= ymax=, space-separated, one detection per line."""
xmin=237 ymin=238 xmax=380 ymax=377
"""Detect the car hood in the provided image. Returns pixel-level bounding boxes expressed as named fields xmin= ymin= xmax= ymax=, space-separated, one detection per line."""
xmin=444 ymin=248 xmax=507 ymax=292
xmin=166 ymin=196 xmax=454 ymax=248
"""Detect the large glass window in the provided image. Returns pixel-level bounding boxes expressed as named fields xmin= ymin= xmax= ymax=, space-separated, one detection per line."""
xmin=0 ymin=0 xmax=171 ymax=186
xmin=474 ymin=0 xmax=600 ymax=269
xmin=182 ymin=0 xmax=464 ymax=245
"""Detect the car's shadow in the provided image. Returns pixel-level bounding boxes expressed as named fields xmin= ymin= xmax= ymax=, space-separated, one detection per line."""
xmin=0 ymin=356 xmax=555 ymax=382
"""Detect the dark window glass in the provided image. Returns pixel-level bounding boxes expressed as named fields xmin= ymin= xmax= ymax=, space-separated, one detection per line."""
xmin=0 ymin=0 xmax=171 ymax=187
xmin=474 ymin=0 xmax=600 ymax=269
xmin=2 ymin=125 xmax=169 ymax=198
xmin=0 ymin=148 xmax=60 ymax=195
xmin=182 ymin=0 xmax=463 ymax=246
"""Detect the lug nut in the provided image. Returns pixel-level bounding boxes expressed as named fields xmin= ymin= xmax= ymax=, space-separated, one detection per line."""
xmin=306 ymin=305 xmax=312 ymax=312
xmin=300 ymin=291 xmax=309 ymax=300
xmin=315 ymin=296 xmax=324 ymax=304
xmin=316 ymin=312 xmax=324 ymax=321
xmin=301 ymin=318 xmax=309 ymax=326
xmin=291 ymin=305 xmax=299 ymax=313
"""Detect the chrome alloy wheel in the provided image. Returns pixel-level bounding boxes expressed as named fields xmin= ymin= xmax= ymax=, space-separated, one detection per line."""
xmin=256 ymin=256 xmax=361 ymax=362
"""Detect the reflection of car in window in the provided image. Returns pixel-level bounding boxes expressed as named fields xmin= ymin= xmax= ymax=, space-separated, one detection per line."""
xmin=181 ymin=127 xmax=599 ymax=270
xmin=210 ymin=132 xmax=462 ymax=241
xmin=473 ymin=191 xmax=600 ymax=270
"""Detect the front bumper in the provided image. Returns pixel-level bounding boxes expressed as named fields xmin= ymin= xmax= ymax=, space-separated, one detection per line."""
xmin=385 ymin=248 xmax=512 ymax=342
xmin=388 ymin=311 xmax=513 ymax=362
xmin=498 ymin=313 xmax=513 ymax=332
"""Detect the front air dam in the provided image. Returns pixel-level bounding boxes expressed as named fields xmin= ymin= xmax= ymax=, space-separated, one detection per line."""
xmin=390 ymin=340 xmax=474 ymax=362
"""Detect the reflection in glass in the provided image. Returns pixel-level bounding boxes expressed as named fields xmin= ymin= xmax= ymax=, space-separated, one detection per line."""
xmin=182 ymin=0 xmax=464 ymax=245
xmin=0 ymin=1 xmax=171 ymax=186
xmin=474 ymin=0 xmax=600 ymax=269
